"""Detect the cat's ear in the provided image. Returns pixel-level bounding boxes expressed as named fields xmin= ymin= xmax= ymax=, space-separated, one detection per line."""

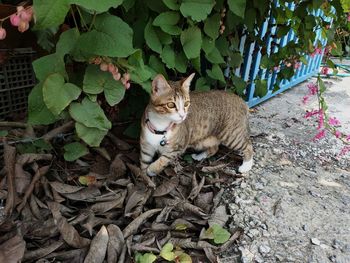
xmin=182 ymin=73 xmax=195 ymax=92
xmin=152 ymin=74 xmax=171 ymax=96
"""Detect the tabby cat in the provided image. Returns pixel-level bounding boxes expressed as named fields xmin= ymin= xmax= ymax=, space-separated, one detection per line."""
xmin=140 ymin=73 xmax=253 ymax=176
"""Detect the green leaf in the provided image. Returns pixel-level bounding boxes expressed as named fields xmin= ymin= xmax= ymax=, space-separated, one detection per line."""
xmin=318 ymin=78 xmax=326 ymax=93
xmin=157 ymin=30 xmax=173 ymax=44
xmin=56 ymin=28 xmax=80 ymax=57
xmin=254 ymin=79 xmax=268 ymax=97
xmin=0 ymin=130 xmax=8 ymax=137
xmin=145 ymin=19 xmax=162 ymax=54
xmin=231 ymin=75 xmax=246 ymax=96
xmin=205 ymin=47 xmax=225 ymax=64
xmin=180 ymin=0 xmax=215 ymax=22
xmin=76 ymin=14 xmax=134 ymax=57
xmin=83 ymin=65 xmax=110 ymax=94
xmin=75 ymin=122 xmax=107 ymax=147
xmin=149 ymin=55 xmax=168 ymax=79
xmin=135 ymin=253 xmax=157 ymax=263
xmin=160 ymin=243 xmax=175 ymax=261
xmin=163 ymin=0 xmax=180 ymax=10
xmin=33 ymin=0 xmax=70 ymax=29
xmin=32 ymin=54 xmax=67 ymax=82
xmin=229 ymin=52 xmax=243 ymax=68
xmin=195 ymin=77 xmax=210 ymax=91
xmin=153 ymin=11 xmax=181 ymax=35
xmin=180 ymin=26 xmax=202 ymax=59
xmin=69 ymin=0 xmax=123 ymax=12
xmin=204 ymin=13 xmax=221 ymax=39
xmin=210 ymin=224 xmax=230 ymax=244
xmin=64 ymin=142 xmax=89 ymax=161
xmin=43 ymin=73 xmax=81 ymax=116
xmin=191 ymin=56 xmax=201 ymax=73
xmin=28 ymin=83 xmax=58 ymax=125
xmin=104 ymin=81 xmax=126 ymax=106
xmin=69 ymin=97 xmax=111 ymax=130
xmin=178 ymin=253 xmax=192 ymax=263
xmin=161 ymin=45 xmax=176 ymax=69
xmin=175 ymin=51 xmax=187 ymax=73
xmin=227 ymin=0 xmax=246 ymax=18
xmin=202 ymin=37 xmax=215 ymax=54
xmin=206 ymin=64 xmax=225 ymax=83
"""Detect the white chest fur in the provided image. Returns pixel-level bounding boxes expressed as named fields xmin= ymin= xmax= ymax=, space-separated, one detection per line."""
xmin=144 ymin=128 xmax=172 ymax=150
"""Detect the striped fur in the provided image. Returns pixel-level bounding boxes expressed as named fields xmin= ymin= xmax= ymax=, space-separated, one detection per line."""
xmin=140 ymin=74 xmax=253 ymax=176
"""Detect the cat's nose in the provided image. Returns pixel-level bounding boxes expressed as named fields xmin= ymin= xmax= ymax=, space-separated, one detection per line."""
xmin=179 ymin=112 xmax=186 ymax=120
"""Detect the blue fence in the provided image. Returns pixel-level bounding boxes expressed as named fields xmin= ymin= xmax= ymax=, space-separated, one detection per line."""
xmin=233 ymin=4 xmax=328 ymax=108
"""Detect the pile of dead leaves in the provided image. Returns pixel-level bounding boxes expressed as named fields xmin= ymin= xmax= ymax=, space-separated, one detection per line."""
xmin=0 ymin=127 xmax=242 ymax=263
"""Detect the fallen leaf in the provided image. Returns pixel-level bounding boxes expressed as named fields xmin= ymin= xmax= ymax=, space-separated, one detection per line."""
xmin=208 ymin=205 xmax=228 ymax=227
xmin=153 ymin=176 xmax=179 ymax=197
xmin=107 ymin=224 xmax=124 ymax=263
xmin=84 ymin=225 xmax=109 ymax=263
xmin=49 ymin=181 xmax=84 ymax=194
xmin=3 ymin=143 xmax=17 ymax=216
xmin=23 ymin=240 xmax=64 ymax=262
xmin=160 ymin=243 xmax=175 ymax=261
xmin=0 ymin=235 xmax=26 ymax=263
xmin=91 ymin=191 xmax=126 ymax=214
xmin=110 ymin=154 xmax=127 ymax=179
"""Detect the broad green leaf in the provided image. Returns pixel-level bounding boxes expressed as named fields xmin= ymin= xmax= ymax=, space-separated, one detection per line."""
xmin=163 ymin=0 xmax=180 ymax=10
xmin=128 ymin=51 xmax=153 ymax=83
xmin=161 ymin=45 xmax=176 ymax=69
xmin=191 ymin=56 xmax=201 ymax=73
xmin=32 ymin=54 xmax=67 ymax=81
xmin=180 ymin=0 xmax=215 ymax=22
xmin=56 ymin=28 xmax=80 ymax=57
xmin=157 ymin=30 xmax=173 ymax=44
xmin=229 ymin=52 xmax=243 ymax=68
xmin=149 ymin=55 xmax=168 ymax=78
xmin=210 ymin=224 xmax=231 ymax=244
xmin=43 ymin=73 xmax=81 ymax=116
xmin=76 ymin=14 xmax=134 ymax=57
xmin=145 ymin=19 xmax=162 ymax=54
xmin=69 ymin=97 xmax=111 ymax=130
xmin=28 ymin=83 xmax=58 ymax=125
xmin=69 ymin=0 xmax=123 ymax=12
xmin=231 ymin=75 xmax=246 ymax=96
xmin=123 ymin=0 xmax=136 ymax=12
xmin=135 ymin=253 xmax=157 ymax=263
xmin=204 ymin=13 xmax=221 ymax=39
xmin=254 ymin=79 xmax=268 ymax=97
xmin=145 ymin=0 xmax=168 ymax=12
xmin=228 ymin=0 xmax=246 ymax=18
xmin=205 ymin=47 xmax=225 ymax=64
xmin=33 ymin=0 xmax=70 ymax=29
xmin=75 ymin=122 xmax=108 ymax=147
xmin=175 ymin=51 xmax=187 ymax=73
xmin=104 ymin=81 xmax=125 ymax=106
xmin=195 ymin=77 xmax=210 ymax=91
xmin=202 ymin=37 xmax=215 ymax=54
xmin=64 ymin=142 xmax=89 ymax=161
xmin=83 ymin=65 xmax=110 ymax=94
xmin=206 ymin=64 xmax=225 ymax=83
xmin=180 ymin=26 xmax=202 ymax=59
xmin=160 ymin=243 xmax=175 ymax=261
xmin=153 ymin=11 xmax=181 ymax=35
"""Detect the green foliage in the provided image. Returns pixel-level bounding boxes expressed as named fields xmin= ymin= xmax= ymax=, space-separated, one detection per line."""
xmin=28 ymin=0 xmax=346 ymax=151
xmin=205 ymin=224 xmax=231 ymax=244
xmin=160 ymin=243 xmax=175 ymax=261
xmin=135 ymin=252 xmax=157 ymax=263
xmin=63 ymin=142 xmax=89 ymax=161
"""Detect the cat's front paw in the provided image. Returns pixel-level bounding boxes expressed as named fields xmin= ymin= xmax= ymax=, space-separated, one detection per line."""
xmin=238 ymin=158 xmax=253 ymax=173
xmin=146 ymin=166 xmax=157 ymax=177
xmin=191 ymin=152 xmax=208 ymax=161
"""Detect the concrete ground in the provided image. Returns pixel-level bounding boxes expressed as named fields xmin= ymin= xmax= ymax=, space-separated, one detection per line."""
xmin=220 ymin=74 xmax=350 ymax=263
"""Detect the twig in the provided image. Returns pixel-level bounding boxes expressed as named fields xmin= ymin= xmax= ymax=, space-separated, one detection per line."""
xmin=0 ymin=121 xmax=29 ymax=128
xmin=3 ymin=141 xmax=17 ymax=216
xmin=42 ymin=121 xmax=74 ymax=142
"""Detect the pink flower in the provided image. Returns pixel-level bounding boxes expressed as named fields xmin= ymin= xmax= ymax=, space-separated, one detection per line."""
xmin=307 ymin=83 xmax=318 ymax=95
xmin=302 ymin=95 xmax=309 ymax=104
xmin=18 ymin=20 xmax=29 ymax=32
xmin=328 ymin=117 xmax=341 ymax=126
xmin=346 ymin=134 xmax=350 ymax=141
xmin=313 ymin=130 xmax=326 ymax=141
xmin=10 ymin=14 xmax=20 ymax=26
xmin=335 ymin=130 xmax=342 ymax=138
xmin=273 ymin=66 xmax=280 ymax=71
xmin=19 ymin=8 xmax=33 ymax=22
xmin=294 ymin=63 xmax=301 ymax=69
xmin=304 ymin=109 xmax=320 ymax=118
xmin=0 ymin=27 xmax=6 ymax=40
xmin=315 ymin=47 xmax=322 ymax=54
xmin=339 ymin=146 xmax=350 ymax=156
xmin=321 ymin=67 xmax=329 ymax=75
xmin=317 ymin=111 xmax=324 ymax=130
xmin=348 ymin=13 xmax=350 ymax=22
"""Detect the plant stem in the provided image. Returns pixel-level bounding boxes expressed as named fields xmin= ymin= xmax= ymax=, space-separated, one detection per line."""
xmin=70 ymin=7 xmax=80 ymax=32
xmin=88 ymin=11 xmax=97 ymax=31
xmin=76 ymin=6 xmax=88 ymax=31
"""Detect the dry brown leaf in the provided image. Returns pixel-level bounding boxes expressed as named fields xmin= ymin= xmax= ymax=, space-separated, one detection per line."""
xmin=49 ymin=181 xmax=84 ymax=194
xmin=93 ymin=147 xmax=111 ymax=161
xmin=0 ymin=235 xmax=25 ymax=263
xmin=201 ymin=163 xmax=229 ymax=173
xmin=126 ymin=163 xmax=156 ymax=189
xmin=188 ymin=174 xmax=205 ymax=200
xmin=17 ymin=153 xmax=52 ymax=165
xmin=194 ymin=192 xmax=214 ymax=214
xmin=125 ymin=188 xmax=152 ymax=217
xmin=91 ymin=191 xmax=126 ymax=214
xmin=23 ymin=240 xmax=64 ymax=261
xmin=4 ymin=142 xmax=17 ymax=216
xmin=208 ymin=205 xmax=229 ymax=227
xmin=43 ymin=248 xmax=87 ymax=262
xmin=48 ymin=201 xmax=91 ymax=248
xmin=24 ymin=218 xmax=59 ymax=239
xmin=155 ymin=205 xmax=174 ymax=223
xmin=107 ymin=132 xmax=132 ymax=151
xmin=212 ymin=188 xmax=225 ymax=211
xmin=14 ymin=165 xmax=31 ymax=194
xmin=153 ymin=176 xmax=179 ymax=197
xmin=204 ymin=247 xmax=218 ymax=263
xmin=63 ymin=187 xmax=101 ymax=201
xmin=84 ymin=225 xmax=109 ymax=263
xmin=217 ymin=229 xmax=242 ymax=253
xmin=29 ymin=194 xmax=43 ymax=220
xmin=110 ymin=154 xmax=127 ymax=179
xmin=122 ymin=208 xmax=162 ymax=238
xmin=107 ymin=224 xmax=124 ymax=263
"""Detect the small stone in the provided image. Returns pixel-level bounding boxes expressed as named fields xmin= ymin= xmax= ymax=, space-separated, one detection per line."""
xmin=255 ymin=182 xmax=264 ymax=190
xmin=302 ymin=224 xmax=308 ymax=231
xmin=241 ymin=182 xmax=247 ymax=188
xmin=258 ymin=245 xmax=271 ymax=255
xmin=311 ymin=238 xmax=321 ymax=246
xmin=262 ymin=230 xmax=270 ymax=237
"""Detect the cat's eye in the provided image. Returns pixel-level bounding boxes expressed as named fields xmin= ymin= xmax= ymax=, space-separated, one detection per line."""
xmin=184 ymin=101 xmax=190 ymax=107
xmin=167 ymin=102 xmax=176 ymax=108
